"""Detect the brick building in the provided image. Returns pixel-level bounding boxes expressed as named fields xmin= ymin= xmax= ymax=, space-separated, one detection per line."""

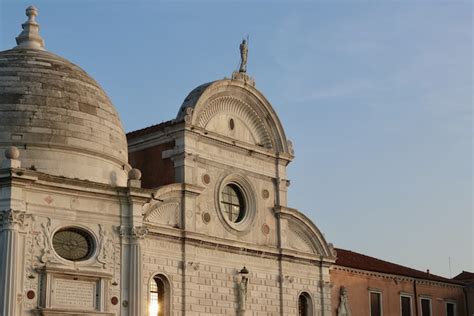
xmin=331 ymin=248 xmax=467 ymax=316
xmin=453 ymin=271 xmax=474 ymax=316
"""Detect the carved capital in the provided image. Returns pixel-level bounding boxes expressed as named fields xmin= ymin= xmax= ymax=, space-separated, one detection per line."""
xmin=0 ymin=209 xmax=26 ymax=230
xmin=131 ymin=226 xmax=148 ymax=239
xmin=119 ymin=225 xmax=148 ymax=240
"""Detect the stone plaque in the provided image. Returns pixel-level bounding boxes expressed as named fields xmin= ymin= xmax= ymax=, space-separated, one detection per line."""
xmin=53 ymin=278 xmax=96 ymax=310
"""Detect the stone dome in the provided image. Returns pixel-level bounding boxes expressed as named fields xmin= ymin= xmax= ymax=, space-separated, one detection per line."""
xmin=0 ymin=7 xmax=129 ymax=186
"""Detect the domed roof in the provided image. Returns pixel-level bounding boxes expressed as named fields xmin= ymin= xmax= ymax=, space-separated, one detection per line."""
xmin=0 ymin=7 xmax=128 ymax=186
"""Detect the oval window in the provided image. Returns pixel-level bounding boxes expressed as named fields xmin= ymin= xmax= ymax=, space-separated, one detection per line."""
xmin=52 ymin=227 xmax=94 ymax=261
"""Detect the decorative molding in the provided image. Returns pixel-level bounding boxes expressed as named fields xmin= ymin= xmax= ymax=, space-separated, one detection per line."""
xmin=195 ymin=96 xmax=273 ymax=148
xmin=275 ymin=206 xmax=334 ymax=258
xmin=214 ymin=173 xmax=257 ymax=234
xmin=37 ymin=217 xmax=53 ymax=263
xmin=287 ymin=222 xmax=317 ymax=254
xmin=183 ymin=107 xmax=194 ymax=124
xmin=119 ymin=225 xmax=148 ymax=240
xmin=287 ymin=140 xmax=295 ymax=156
xmin=332 ymin=265 xmax=464 ymax=289
xmin=97 ymin=224 xmax=119 ymax=270
xmin=131 ymin=226 xmax=149 ymax=239
xmin=0 ymin=209 xmax=26 ymax=230
xmin=328 ymin=243 xmax=337 ymax=257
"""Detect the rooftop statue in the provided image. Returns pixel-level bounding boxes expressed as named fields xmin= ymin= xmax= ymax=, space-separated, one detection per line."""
xmin=239 ymin=39 xmax=248 ymax=73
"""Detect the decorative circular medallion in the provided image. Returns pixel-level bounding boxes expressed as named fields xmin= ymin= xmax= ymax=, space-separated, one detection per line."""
xmin=111 ymin=297 xmax=119 ymax=305
xmin=202 ymin=212 xmax=211 ymax=224
xmin=262 ymin=189 xmax=270 ymax=199
xmin=202 ymin=174 xmax=211 ymax=185
xmin=26 ymin=290 xmax=35 ymax=300
xmin=261 ymin=223 xmax=270 ymax=235
xmin=52 ymin=227 xmax=94 ymax=261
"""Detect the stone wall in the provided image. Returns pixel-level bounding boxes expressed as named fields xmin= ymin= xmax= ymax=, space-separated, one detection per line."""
xmin=142 ymin=236 xmax=331 ymax=315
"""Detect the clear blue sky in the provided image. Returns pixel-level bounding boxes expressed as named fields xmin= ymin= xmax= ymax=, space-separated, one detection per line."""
xmin=1 ymin=0 xmax=472 ymax=278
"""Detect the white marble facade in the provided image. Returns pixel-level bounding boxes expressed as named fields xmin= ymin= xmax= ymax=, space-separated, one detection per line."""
xmin=0 ymin=6 xmax=336 ymax=316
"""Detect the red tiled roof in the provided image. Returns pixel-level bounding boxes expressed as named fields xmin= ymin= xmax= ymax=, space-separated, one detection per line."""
xmin=334 ymin=248 xmax=463 ymax=285
xmin=453 ymin=271 xmax=474 ymax=283
xmin=126 ymin=120 xmax=176 ymax=140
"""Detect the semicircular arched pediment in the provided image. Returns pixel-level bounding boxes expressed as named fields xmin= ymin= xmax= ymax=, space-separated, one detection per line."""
xmin=194 ymin=96 xmax=273 ymax=149
xmin=276 ymin=206 xmax=336 ymax=258
xmin=177 ymin=79 xmax=292 ymax=155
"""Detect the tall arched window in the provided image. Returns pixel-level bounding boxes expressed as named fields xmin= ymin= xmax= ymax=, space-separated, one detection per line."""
xmin=298 ymin=292 xmax=313 ymax=316
xmin=149 ymin=274 xmax=170 ymax=316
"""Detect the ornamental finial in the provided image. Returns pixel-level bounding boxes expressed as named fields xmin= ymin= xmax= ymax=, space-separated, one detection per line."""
xmin=15 ymin=5 xmax=45 ymax=50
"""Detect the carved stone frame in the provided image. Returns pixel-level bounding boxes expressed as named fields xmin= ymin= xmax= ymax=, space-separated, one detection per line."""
xmin=35 ymin=267 xmax=113 ymax=316
xmin=215 ymin=173 xmax=257 ymax=234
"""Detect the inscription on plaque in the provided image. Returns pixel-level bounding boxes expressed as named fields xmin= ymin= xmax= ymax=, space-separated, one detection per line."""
xmin=54 ymin=278 xmax=96 ymax=310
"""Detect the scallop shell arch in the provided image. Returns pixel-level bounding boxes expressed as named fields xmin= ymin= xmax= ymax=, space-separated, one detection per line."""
xmin=144 ymin=202 xmax=181 ymax=228
xmin=194 ymin=96 xmax=273 ymax=149
xmin=288 ymin=221 xmax=319 ymax=254
xmin=177 ymin=80 xmax=292 ymax=155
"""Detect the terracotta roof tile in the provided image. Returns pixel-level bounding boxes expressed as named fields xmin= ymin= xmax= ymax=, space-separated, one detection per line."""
xmin=335 ymin=248 xmax=463 ymax=285
xmin=452 ymin=271 xmax=474 ymax=283
xmin=126 ymin=120 xmax=176 ymax=140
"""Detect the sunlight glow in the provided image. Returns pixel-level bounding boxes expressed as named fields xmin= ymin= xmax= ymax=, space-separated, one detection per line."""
xmin=149 ymin=301 xmax=159 ymax=316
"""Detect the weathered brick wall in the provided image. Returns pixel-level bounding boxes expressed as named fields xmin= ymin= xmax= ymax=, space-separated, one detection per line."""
xmin=128 ymin=141 xmax=175 ymax=188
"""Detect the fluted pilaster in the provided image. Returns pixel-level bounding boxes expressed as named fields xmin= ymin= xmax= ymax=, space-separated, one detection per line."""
xmin=0 ymin=209 xmax=25 ymax=316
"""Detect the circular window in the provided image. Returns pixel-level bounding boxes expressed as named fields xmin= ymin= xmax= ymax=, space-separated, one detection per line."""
xmin=52 ymin=228 xmax=94 ymax=261
xmin=216 ymin=174 xmax=256 ymax=233
xmin=220 ymin=184 xmax=246 ymax=223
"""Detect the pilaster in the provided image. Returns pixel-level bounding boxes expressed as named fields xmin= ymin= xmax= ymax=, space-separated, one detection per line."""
xmin=0 ymin=209 xmax=26 ymax=316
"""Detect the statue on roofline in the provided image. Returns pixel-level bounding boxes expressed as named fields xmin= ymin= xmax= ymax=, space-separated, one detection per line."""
xmin=239 ymin=38 xmax=248 ymax=73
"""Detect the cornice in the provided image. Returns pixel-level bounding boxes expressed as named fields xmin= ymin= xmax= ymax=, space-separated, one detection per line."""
xmin=332 ymin=265 xmax=464 ymax=288
xmin=144 ymin=228 xmax=333 ymax=265
xmin=186 ymin=127 xmax=292 ymax=163
xmin=2 ymin=168 xmax=153 ymax=201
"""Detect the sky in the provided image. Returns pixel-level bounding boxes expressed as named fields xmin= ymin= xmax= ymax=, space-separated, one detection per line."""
xmin=1 ymin=0 xmax=472 ymax=278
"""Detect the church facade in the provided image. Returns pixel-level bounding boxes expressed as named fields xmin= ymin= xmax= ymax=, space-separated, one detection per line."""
xmin=0 ymin=7 xmax=336 ymax=316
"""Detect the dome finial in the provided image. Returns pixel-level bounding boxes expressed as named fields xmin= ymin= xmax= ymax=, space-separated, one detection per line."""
xmin=15 ymin=5 xmax=45 ymax=50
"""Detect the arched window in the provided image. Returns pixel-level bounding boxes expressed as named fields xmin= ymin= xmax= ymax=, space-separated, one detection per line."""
xmin=149 ymin=274 xmax=170 ymax=316
xmin=298 ymin=292 xmax=313 ymax=316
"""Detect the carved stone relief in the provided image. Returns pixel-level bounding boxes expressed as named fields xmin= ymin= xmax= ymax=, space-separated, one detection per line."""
xmin=195 ymin=96 xmax=273 ymax=148
xmin=0 ymin=209 xmax=26 ymax=230
xmin=119 ymin=225 xmax=149 ymax=240
xmin=144 ymin=202 xmax=181 ymax=228
xmin=37 ymin=217 xmax=53 ymax=264
xmin=287 ymin=222 xmax=316 ymax=254
xmin=98 ymin=224 xmax=120 ymax=272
